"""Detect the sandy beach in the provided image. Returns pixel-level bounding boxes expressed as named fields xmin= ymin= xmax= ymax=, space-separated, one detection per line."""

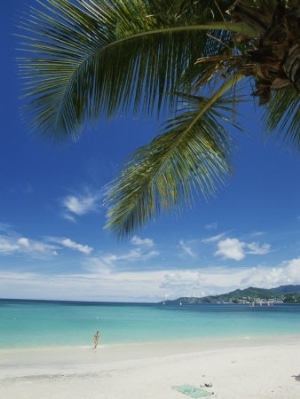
xmin=1 ymin=336 xmax=300 ymax=399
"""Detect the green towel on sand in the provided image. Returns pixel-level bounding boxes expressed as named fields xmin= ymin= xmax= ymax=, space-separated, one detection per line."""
xmin=172 ymin=384 xmax=213 ymax=398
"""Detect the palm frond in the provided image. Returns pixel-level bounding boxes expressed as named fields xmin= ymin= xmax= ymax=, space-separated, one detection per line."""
xmin=105 ymin=74 xmax=244 ymax=238
xmin=18 ymin=0 xmax=253 ymax=141
xmin=262 ymin=89 xmax=300 ymax=151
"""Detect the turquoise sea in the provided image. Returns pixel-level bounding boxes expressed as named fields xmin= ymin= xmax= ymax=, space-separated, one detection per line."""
xmin=1 ymin=299 xmax=300 ymax=349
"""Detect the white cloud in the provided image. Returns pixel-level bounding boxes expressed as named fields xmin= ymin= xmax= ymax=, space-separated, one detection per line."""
xmin=118 ymin=249 xmax=159 ymax=262
xmin=0 ymin=269 xmax=167 ymax=302
xmin=61 ymin=189 xmax=103 ymax=220
xmin=205 ymin=222 xmax=218 ymax=230
xmin=0 ymin=223 xmax=17 ymax=235
xmin=246 ymin=242 xmax=270 ymax=255
xmin=179 ymin=239 xmax=196 ymax=258
xmin=215 ymin=238 xmax=271 ymax=261
xmin=2 ymin=256 xmax=300 ymax=302
xmin=0 ymin=228 xmax=93 ymax=258
xmin=85 ymin=247 xmax=160 ymax=272
xmin=0 ymin=237 xmax=19 ymax=253
xmin=241 ymin=257 xmax=300 ymax=288
xmin=47 ymin=237 xmax=93 ymax=255
xmin=215 ymin=238 xmax=245 ymax=260
xmin=201 ymin=232 xmax=227 ymax=243
xmin=0 ymin=236 xmax=57 ymax=258
xmin=0 ymin=223 xmax=294 ymax=302
xmin=154 ymin=256 xmax=300 ymax=300
xmin=61 ymin=238 xmax=93 ymax=255
xmin=131 ymin=235 xmax=154 ymax=248
xmin=0 ymin=265 xmax=238 ymax=303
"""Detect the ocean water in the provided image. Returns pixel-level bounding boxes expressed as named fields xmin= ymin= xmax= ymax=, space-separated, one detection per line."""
xmin=1 ymin=299 xmax=300 ymax=349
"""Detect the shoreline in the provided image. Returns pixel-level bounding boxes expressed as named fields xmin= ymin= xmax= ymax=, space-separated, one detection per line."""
xmin=2 ymin=329 xmax=300 ymax=351
xmin=1 ymin=335 xmax=300 ymax=398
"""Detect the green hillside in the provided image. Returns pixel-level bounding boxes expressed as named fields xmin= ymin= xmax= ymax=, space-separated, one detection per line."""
xmin=162 ymin=285 xmax=300 ymax=305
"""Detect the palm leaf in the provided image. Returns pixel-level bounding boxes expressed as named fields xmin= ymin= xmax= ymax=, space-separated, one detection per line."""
xmin=18 ymin=0 xmax=253 ymax=141
xmin=105 ymin=74 xmax=244 ymax=238
xmin=262 ymin=89 xmax=300 ymax=151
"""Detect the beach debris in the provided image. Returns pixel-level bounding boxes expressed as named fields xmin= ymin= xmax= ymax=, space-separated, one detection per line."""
xmin=292 ymin=374 xmax=300 ymax=381
xmin=202 ymin=382 xmax=213 ymax=388
xmin=172 ymin=384 xmax=213 ymax=397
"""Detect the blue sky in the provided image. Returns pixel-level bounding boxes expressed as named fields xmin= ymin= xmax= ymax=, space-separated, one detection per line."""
xmin=1 ymin=0 xmax=300 ymax=302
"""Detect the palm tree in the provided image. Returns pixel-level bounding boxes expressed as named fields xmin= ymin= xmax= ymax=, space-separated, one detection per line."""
xmin=19 ymin=0 xmax=300 ymax=238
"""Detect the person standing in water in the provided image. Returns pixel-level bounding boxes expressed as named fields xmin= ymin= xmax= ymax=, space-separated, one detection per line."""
xmin=93 ymin=331 xmax=100 ymax=349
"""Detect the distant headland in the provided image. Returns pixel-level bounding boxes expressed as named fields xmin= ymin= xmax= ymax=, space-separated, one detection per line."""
xmin=161 ymin=285 xmax=300 ymax=305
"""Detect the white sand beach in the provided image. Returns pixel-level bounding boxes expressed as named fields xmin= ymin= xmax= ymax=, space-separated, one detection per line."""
xmin=1 ymin=336 xmax=300 ymax=399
